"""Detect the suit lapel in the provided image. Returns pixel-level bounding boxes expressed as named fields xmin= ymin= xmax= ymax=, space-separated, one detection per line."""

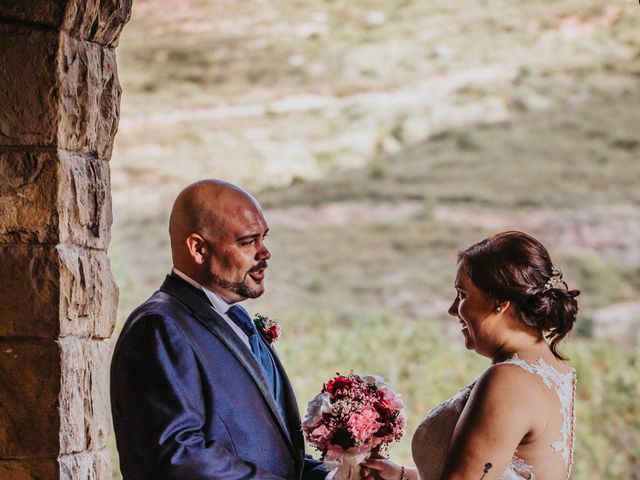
xmin=159 ymin=274 xmax=297 ymax=458
xmin=264 ymin=339 xmax=306 ymax=468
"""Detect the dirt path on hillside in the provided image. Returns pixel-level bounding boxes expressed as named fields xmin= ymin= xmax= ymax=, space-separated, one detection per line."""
xmin=268 ymin=200 xmax=640 ymax=341
xmin=434 ymin=205 xmax=640 ymax=266
xmin=120 ymin=64 xmax=516 ymax=128
xmin=269 ymin=201 xmax=640 ymax=265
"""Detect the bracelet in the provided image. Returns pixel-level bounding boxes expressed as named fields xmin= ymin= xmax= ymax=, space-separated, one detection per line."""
xmin=400 ymin=466 xmax=407 ymax=480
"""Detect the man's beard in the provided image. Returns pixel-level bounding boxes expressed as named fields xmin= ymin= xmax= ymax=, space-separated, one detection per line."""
xmin=206 ymin=261 xmax=267 ymax=299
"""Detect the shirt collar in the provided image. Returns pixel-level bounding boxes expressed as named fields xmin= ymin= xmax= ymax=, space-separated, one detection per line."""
xmin=172 ymin=267 xmax=236 ymax=315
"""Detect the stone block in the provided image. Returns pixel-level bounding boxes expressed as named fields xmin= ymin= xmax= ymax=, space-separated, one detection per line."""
xmin=58 ymin=151 xmax=112 ymax=248
xmin=0 ymin=245 xmax=118 ymax=339
xmin=0 ymin=338 xmax=112 ymax=458
xmin=0 ymin=246 xmax=61 ymax=338
xmin=93 ymin=449 xmax=112 ymax=480
xmin=59 ymin=449 xmax=111 ymax=480
xmin=0 ymin=0 xmax=131 ymax=47
xmin=58 ymin=245 xmax=118 ymax=339
xmin=0 ymin=150 xmax=112 ymax=248
xmin=0 ymin=25 xmax=59 ymax=146
xmin=57 ymin=33 xmax=122 ymax=160
xmin=0 ymin=451 xmax=111 ymax=480
xmin=0 ymin=28 xmax=123 ymax=159
xmin=59 ymin=338 xmax=112 ymax=454
xmin=0 ymin=1 xmax=66 ymax=29
xmin=0 ymin=340 xmax=61 ymax=457
xmin=0 ymin=458 xmax=59 ymax=480
xmin=0 ymin=149 xmax=59 ymax=244
xmin=63 ymin=0 xmax=133 ymax=48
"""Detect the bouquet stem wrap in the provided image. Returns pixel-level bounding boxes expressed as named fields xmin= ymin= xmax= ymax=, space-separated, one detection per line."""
xmin=333 ymin=450 xmax=369 ymax=480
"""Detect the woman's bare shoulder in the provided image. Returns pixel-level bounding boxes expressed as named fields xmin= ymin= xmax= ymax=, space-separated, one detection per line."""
xmin=470 ymin=362 xmax=549 ymax=413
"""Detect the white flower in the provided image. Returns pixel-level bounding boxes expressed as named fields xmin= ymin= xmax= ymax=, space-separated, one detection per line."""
xmin=360 ymin=374 xmax=391 ymax=390
xmin=302 ymin=392 xmax=332 ymax=429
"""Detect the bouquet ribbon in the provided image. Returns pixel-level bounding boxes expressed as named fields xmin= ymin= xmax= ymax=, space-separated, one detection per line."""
xmin=332 ymin=450 xmax=370 ymax=480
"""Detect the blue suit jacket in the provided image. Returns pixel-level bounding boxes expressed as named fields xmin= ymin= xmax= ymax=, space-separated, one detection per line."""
xmin=111 ymin=274 xmax=326 ymax=480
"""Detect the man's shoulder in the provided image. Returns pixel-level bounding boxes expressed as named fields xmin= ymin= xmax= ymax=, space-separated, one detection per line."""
xmin=130 ymin=288 xmax=182 ymax=317
xmin=118 ymin=289 xmax=196 ymax=340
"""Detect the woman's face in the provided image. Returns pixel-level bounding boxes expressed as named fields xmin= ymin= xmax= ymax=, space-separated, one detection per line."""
xmin=448 ymin=263 xmax=499 ymax=357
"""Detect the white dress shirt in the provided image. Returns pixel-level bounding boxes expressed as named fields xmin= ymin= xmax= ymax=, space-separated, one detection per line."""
xmin=172 ymin=268 xmax=251 ymax=348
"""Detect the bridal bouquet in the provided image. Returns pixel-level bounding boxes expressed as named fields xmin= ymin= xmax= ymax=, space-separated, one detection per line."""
xmin=302 ymin=373 xmax=406 ymax=480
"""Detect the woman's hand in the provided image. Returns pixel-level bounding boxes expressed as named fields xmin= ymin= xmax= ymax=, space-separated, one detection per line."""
xmin=361 ymin=458 xmax=403 ymax=480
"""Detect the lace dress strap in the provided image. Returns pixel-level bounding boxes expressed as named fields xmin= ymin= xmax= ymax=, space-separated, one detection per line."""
xmin=498 ymin=355 xmax=577 ymax=479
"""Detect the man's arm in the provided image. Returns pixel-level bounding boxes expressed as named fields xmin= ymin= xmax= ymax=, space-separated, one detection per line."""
xmin=111 ymin=314 xmax=285 ymax=480
xmin=302 ymin=454 xmax=328 ymax=480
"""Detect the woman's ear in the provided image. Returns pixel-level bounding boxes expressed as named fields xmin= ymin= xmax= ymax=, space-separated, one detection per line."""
xmin=495 ymin=300 xmax=511 ymax=313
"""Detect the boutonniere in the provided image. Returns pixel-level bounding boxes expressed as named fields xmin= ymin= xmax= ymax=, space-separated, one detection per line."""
xmin=253 ymin=313 xmax=281 ymax=345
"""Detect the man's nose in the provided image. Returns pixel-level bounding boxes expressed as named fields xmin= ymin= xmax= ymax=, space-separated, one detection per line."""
xmin=256 ymin=241 xmax=271 ymax=260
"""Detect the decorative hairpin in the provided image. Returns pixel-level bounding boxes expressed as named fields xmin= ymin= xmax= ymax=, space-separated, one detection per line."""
xmin=543 ymin=267 xmax=564 ymax=292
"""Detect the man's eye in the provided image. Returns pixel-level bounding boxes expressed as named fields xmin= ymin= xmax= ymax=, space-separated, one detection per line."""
xmin=240 ymin=239 xmax=255 ymax=246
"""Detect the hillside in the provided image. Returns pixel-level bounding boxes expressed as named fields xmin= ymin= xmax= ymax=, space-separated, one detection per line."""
xmin=109 ymin=1 xmax=640 ymax=478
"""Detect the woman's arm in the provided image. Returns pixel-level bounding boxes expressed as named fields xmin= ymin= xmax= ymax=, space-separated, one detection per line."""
xmin=362 ymin=459 xmax=418 ymax=480
xmin=439 ymin=364 xmax=544 ymax=480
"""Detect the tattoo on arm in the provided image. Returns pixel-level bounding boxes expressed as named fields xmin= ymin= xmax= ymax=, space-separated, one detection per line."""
xmin=479 ymin=463 xmax=493 ymax=480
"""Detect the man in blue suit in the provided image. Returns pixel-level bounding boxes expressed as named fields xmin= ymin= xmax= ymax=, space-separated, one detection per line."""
xmin=111 ymin=179 xmax=327 ymax=479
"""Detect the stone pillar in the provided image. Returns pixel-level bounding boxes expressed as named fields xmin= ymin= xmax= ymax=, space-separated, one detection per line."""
xmin=0 ymin=2 xmax=131 ymax=478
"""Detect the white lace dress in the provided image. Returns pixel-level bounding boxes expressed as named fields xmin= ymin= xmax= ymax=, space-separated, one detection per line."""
xmin=412 ymin=356 xmax=576 ymax=480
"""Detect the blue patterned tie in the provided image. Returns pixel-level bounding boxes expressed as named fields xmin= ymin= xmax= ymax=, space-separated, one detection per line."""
xmin=226 ymin=305 xmax=283 ymax=410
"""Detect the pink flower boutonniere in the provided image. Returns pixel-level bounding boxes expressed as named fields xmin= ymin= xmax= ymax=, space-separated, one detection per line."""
xmin=253 ymin=313 xmax=281 ymax=345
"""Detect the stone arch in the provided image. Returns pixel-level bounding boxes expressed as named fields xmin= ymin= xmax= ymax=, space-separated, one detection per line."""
xmin=0 ymin=1 xmax=131 ymax=478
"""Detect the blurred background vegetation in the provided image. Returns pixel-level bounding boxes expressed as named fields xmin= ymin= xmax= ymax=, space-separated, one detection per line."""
xmin=109 ymin=0 xmax=640 ymax=478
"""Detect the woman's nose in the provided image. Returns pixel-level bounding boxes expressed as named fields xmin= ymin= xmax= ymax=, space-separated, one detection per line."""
xmin=448 ymin=298 xmax=458 ymax=317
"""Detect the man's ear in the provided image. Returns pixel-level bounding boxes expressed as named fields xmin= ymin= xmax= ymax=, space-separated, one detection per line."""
xmin=185 ymin=233 xmax=208 ymax=264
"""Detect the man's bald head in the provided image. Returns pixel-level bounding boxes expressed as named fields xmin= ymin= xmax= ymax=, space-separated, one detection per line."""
xmin=168 ymin=179 xmax=271 ymax=302
xmin=170 ymin=180 xmax=259 ymax=255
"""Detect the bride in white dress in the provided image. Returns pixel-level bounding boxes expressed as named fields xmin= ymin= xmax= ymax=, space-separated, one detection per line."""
xmin=363 ymin=231 xmax=579 ymax=480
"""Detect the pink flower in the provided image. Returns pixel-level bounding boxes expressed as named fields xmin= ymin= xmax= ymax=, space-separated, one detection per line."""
xmin=310 ymin=424 xmax=332 ymax=443
xmin=380 ymin=388 xmax=404 ymax=410
xmin=325 ymin=443 xmax=345 ymax=461
xmin=397 ymin=410 xmax=407 ymax=430
xmin=347 ymin=405 xmax=381 ymax=443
